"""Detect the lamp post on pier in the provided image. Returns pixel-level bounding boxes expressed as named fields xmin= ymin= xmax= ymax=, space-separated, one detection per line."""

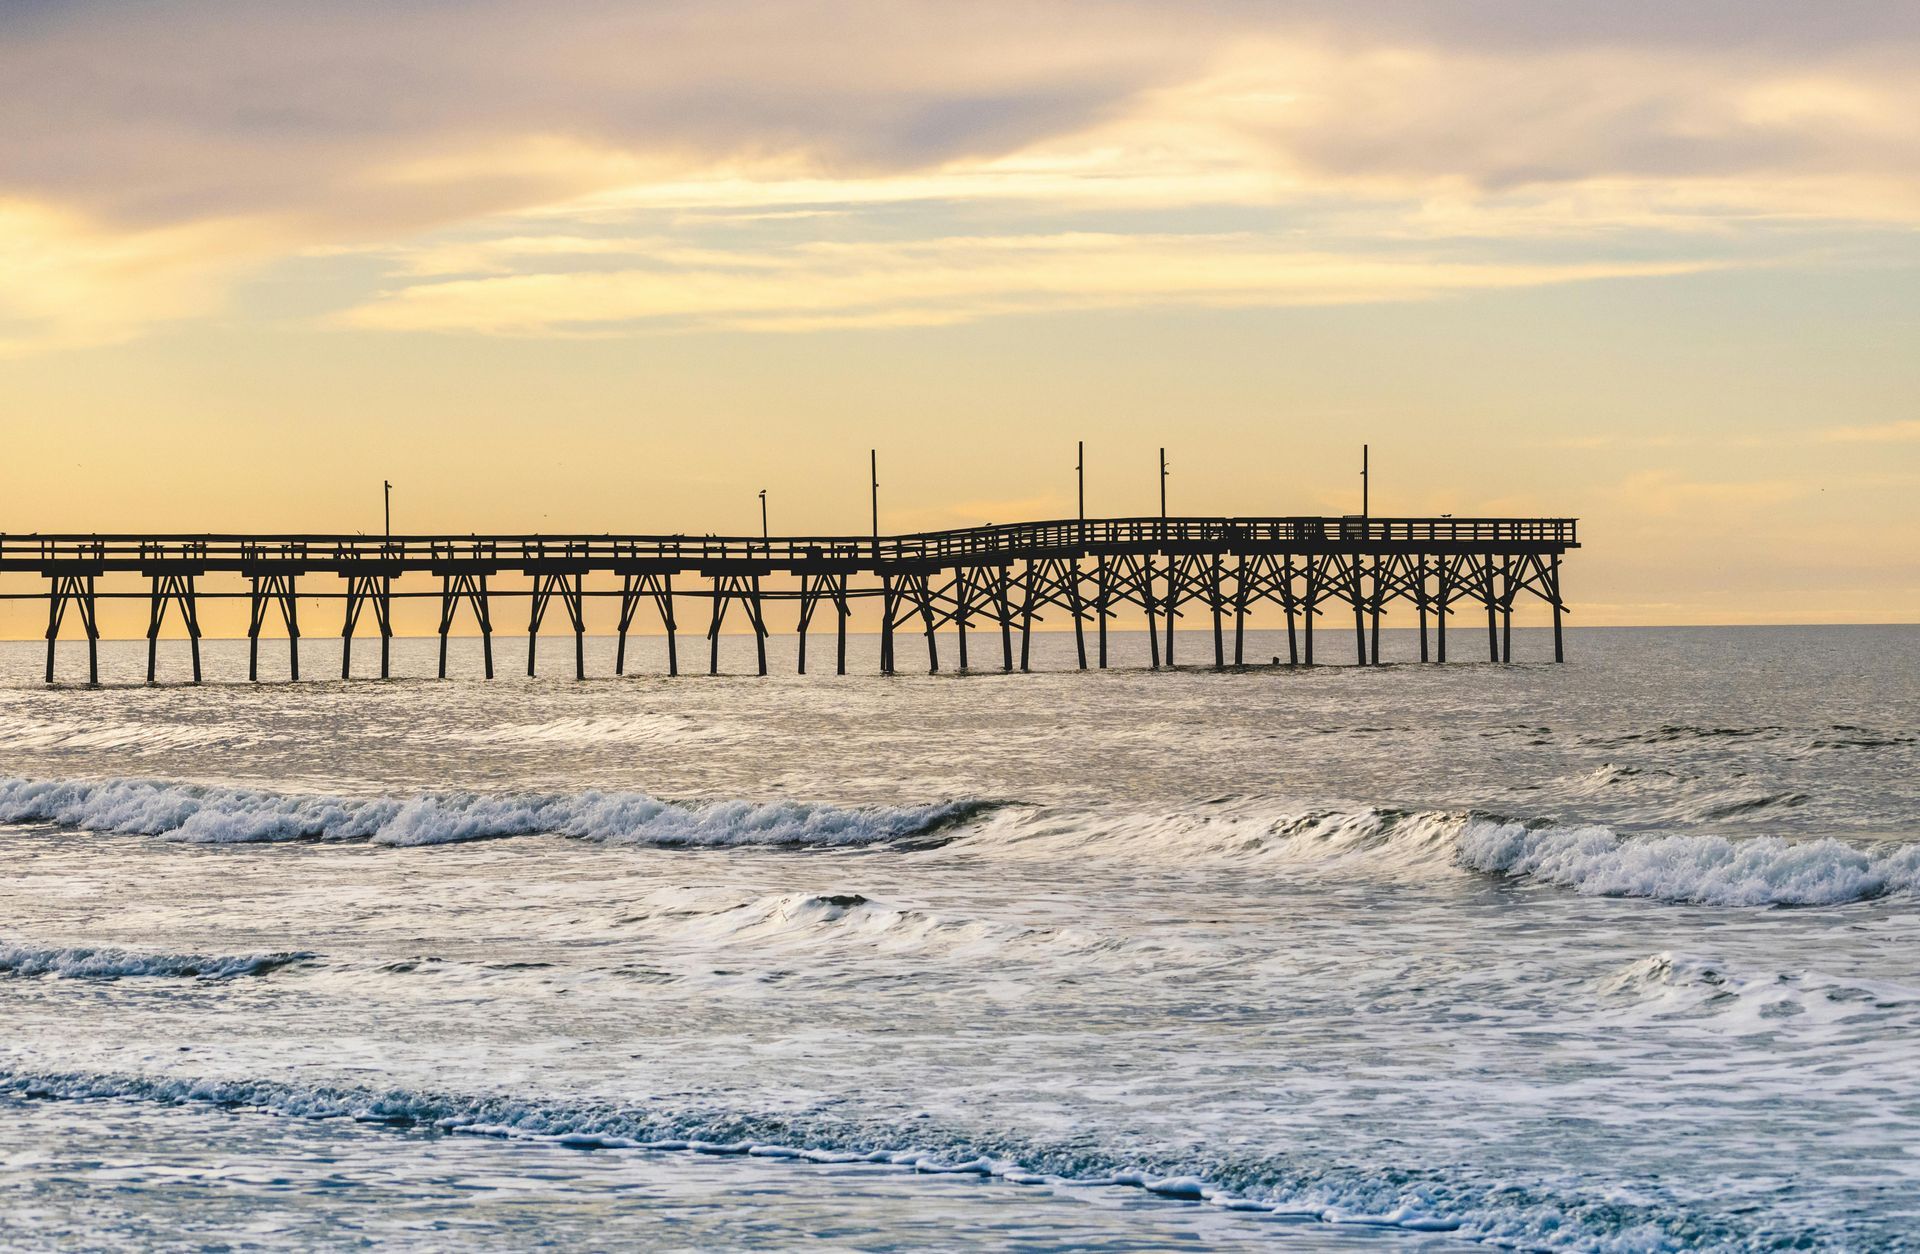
xmin=1158 ymin=447 xmax=1169 ymax=536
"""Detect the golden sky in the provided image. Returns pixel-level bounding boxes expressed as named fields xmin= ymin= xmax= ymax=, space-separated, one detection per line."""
xmin=2 ymin=0 xmax=1917 ymax=626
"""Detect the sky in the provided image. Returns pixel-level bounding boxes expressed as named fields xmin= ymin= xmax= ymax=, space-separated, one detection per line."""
xmin=2 ymin=0 xmax=1917 ymax=628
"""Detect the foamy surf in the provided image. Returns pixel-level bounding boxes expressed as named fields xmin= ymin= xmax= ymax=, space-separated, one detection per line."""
xmin=0 ymin=776 xmax=990 ymax=850
xmin=673 ymin=891 xmax=1153 ymax=961
xmin=4 ymin=775 xmax=1913 ymax=906
xmin=1458 ymin=821 xmax=1920 ymax=907
xmin=1594 ymin=951 xmax=1920 ymax=1031
xmin=0 ymin=1066 xmax=1782 ymax=1250
xmin=972 ymin=801 xmax=1920 ymax=906
xmin=0 ymin=943 xmax=308 ymax=981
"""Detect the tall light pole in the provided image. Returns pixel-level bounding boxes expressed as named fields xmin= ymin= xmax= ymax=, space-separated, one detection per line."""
xmin=1159 ymin=448 xmax=1168 ymax=519
xmin=870 ymin=449 xmax=879 ymax=559
xmin=758 ymin=489 xmax=768 ymax=547
xmin=1076 ymin=440 xmax=1085 ymax=540
xmin=1361 ymin=444 xmax=1369 ymax=519
xmin=383 ymin=480 xmax=392 ymax=542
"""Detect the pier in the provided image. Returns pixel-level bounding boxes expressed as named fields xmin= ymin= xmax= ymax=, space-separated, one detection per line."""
xmin=2 ymin=516 xmax=1577 ymax=683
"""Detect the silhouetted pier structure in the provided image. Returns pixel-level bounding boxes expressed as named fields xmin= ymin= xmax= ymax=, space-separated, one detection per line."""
xmin=2 ymin=517 xmax=1576 ymax=683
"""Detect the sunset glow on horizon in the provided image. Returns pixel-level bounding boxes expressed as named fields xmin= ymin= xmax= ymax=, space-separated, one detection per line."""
xmin=3 ymin=1 xmax=1916 ymax=627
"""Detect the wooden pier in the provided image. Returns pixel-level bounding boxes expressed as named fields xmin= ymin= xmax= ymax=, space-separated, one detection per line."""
xmin=0 ymin=517 xmax=1577 ymax=682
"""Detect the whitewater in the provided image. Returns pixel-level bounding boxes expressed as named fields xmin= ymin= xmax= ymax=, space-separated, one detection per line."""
xmin=1 ymin=625 xmax=1916 ymax=1249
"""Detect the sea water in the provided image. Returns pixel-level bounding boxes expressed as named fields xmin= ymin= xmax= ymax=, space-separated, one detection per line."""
xmin=1 ymin=625 xmax=1915 ymax=1250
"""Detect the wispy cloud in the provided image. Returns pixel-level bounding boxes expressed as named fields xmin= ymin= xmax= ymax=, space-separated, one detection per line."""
xmin=0 ymin=199 xmax=278 ymax=356
xmin=337 ymin=233 xmax=1716 ymax=335
xmin=1819 ymin=419 xmax=1920 ymax=443
xmin=1611 ymin=469 xmax=1808 ymax=516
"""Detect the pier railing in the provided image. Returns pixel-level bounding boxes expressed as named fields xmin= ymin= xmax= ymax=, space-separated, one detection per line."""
xmin=0 ymin=516 xmax=1576 ymax=570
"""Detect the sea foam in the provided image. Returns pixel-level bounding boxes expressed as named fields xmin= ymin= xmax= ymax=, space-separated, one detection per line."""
xmin=0 ymin=1065 xmax=1790 ymax=1251
xmin=0 ymin=942 xmax=307 ymax=980
xmin=1457 ymin=820 xmax=1920 ymax=907
xmin=0 ymin=776 xmax=985 ymax=850
xmin=972 ymin=802 xmax=1920 ymax=907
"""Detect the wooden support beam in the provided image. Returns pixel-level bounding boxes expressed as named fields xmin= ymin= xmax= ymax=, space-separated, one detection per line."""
xmin=247 ymin=573 xmax=300 ymax=682
xmin=835 ymin=576 xmax=848 ymax=676
xmin=1550 ymin=553 xmax=1566 ymax=663
xmin=705 ymin=574 xmax=766 ymax=675
xmin=1210 ymin=553 xmax=1224 ymax=671
xmin=1142 ymin=556 xmax=1159 ymax=669
xmin=615 ymin=572 xmax=675 ymax=677
xmin=796 ymin=573 xmax=818 ymax=675
xmin=1501 ymin=555 xmax=1515 ymax=663
xmin=45 ymin=574 xmax=100 ymax=686
xmin=1484 ymin=558 xmax=1500 ymax=663
xmin=995 ymin=565 xmax=1013 ymax=672
xmin=707 ymin=577 xmax=728 ymax=675
xmin=1416 ymin=558 xmax=1430 ymax=663
xmin=147 ymin=573 xmax=202 ymax=684
xmin=749 ymin=575 xmax=769 ymax=676
xmin=1349 ymin=556 xmax=1368 ymax=667
xmin=879 ymin=573 xmax=896 ymax=675
xmin=1369 ymin=557 xmax=1383 ymax=666
xmin=662 ymin=574 xmax=678 ymax=677
xmin=1095 ymin=557 xmax=1111 ymax=669
xmin=1162 ymin=556 xmax=1179 ymax=667
xmin=1284 ymin=559 xmax=1299 ymax=666
xmin=342 ymin=573 xmax=391 ymax=680
xmin=1232 ymin=557 xmax=1248 ymax=667
xmin=529 ymin=571 xmax=587 ymax=679
xmin=794 ymin=570 xmax=850 ymax=676
xmin=438 ymin=573 xmax=493 ymax=679
xmin=910 ymin=573 xmax=937 ymax=673
xmin=1302 ymin=558 xmax=1318 ymax=666
xmin=1069 ymin=559 xmax=1088 ymax=671
xmin=953 ymin=571 xmax=970 ymax=671
xmin=1018 ymin=560 xmax=1036 ymax=673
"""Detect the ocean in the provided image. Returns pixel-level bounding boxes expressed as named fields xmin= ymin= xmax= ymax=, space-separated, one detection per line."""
xmin=1 ymin=625 xmax=1915 ymax=1250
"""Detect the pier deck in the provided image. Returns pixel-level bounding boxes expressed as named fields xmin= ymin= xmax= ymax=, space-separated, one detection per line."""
xmin=1 ymin=516 xmax=1577 ymax=682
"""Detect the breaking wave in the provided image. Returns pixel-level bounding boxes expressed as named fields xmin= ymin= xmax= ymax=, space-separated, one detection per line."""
xmin=675 ymin=891 xmax=1151 ymax=960
xmin=0 ymin=776 xmax=990 ymax=850
xmin=973 ymin=803 xmax=1920 ymax=907
xmin=4 ymin=775 xmax=1913 ymax=907
xmin=0 ymin=942 xmax=307 ymax=981
xmin=0 ymin=1066 xmax=1794 ymax=1250
xmin=1457 ymin=820 xmax=1920 ymax=907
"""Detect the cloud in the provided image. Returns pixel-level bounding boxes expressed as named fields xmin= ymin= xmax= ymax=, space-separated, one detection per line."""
xmin=1611 ymin=470 xmax=1807 ymax=516
xmin=1 ymin=1 xmax=1916 ymax=351
xmin=333 ymin=233 xmax=1716 ymax=335
xmin=0 ymin=199 xmax=277 ymax=355
xmin=6 ymin=2 xmax=1918 ymax=238
xmin=0 ymin=0 xmax=1220 ymax=233
xmin=1819 ymin=419 xmax=1920 ymax=443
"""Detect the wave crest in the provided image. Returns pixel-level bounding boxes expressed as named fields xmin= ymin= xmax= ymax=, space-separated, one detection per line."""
xmin=681 ymin=891 xmax=1145 ymax=959
xmin=0 ymin=942 xmax=308 ymax=980
xmin=1458 ymin=820 xmax=1920 ymax=907
xmin=973 ymin=803 xmax=1920 ymax=907
xmin=0 ymin=776 xmax=990 ymax=851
